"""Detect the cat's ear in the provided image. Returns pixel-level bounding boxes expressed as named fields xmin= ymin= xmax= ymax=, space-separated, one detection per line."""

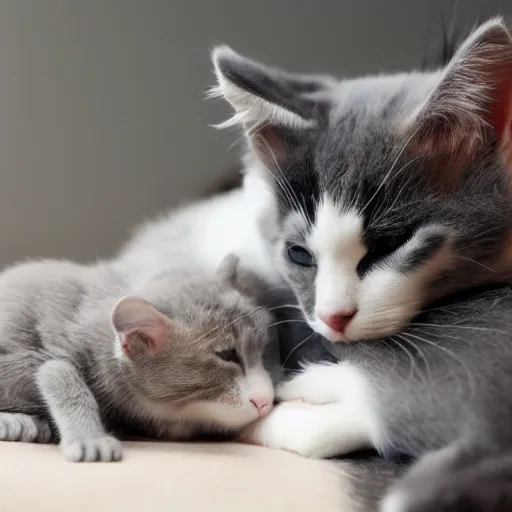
xmin=215 ymin=253 xmax=240 ymax=286
xmin=408 ymin=17 xmax=512 ymax=173
xmin=111 ymin=297 xmax=172 ymax=357
xmin=211 ymin=46 xmax=333 ymax=170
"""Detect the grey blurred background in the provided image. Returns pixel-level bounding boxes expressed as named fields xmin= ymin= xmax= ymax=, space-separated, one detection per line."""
xmin=0 ymin=0 xmax=506 ymax=266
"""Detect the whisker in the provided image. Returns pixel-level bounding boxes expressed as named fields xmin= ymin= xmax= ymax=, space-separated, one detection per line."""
xmin=266 ymin=304 xmax=303 ymax=313
xmin=400 ymin=331 xmax=475 ymax=396
xmin=455 ymin=256 xmax=496 ymax=273
xmin=361 ymin=129 xmax=419 ymax=215
xmin=283 ymin=332 xmax=316 ymax=369
xmin=266 ymin=319 xmax=309 ymax=330
xmin=410 ymin=323 xmax=509 ymax=335
xmin=193 ymin=306 xmax=263 ymax=345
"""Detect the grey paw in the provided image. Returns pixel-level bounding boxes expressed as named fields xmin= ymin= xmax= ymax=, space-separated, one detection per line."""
xmin=0 ymin=413 xmax=52 ymax=443
xmin=60 ymin=435 xmax=123 ymax=462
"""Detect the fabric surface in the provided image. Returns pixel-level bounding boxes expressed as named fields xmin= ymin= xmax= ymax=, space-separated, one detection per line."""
xmin=0 ymin=441 xmax=348 ymax=511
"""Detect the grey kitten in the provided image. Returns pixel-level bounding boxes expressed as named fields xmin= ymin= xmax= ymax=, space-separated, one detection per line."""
xmin=211 ymin=17 xmax=512 ymax=344
xmin=0 ymin=254 xmax=275 ymax=462
xmin=211 ymin=16 xmax=512 ymax=512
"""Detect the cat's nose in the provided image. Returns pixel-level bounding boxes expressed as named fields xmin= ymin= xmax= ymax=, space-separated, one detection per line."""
xmin=250 ymin=397 xmax=271 ymax=417
xmin=318 ymin=310 xmax=357 ymax=334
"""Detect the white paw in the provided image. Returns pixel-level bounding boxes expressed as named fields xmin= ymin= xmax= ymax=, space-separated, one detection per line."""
xmin=60 ymin=435 xmax=123 ymax=462
xmin=240 ymin=401 xmax=361 ymax=459
xmin=276 ymin=363 xmax=345 ymax=404
xmin=240 ymin=402 xmax=324 ymax=458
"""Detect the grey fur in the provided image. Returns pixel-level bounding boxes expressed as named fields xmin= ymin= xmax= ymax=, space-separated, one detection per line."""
xmin=211 ymin=17 xmax=512 ymax=512
xmin=0 ymin=255 xmax=277 ymax=462
xmin=212 ymin=18 xmax=512 ymax=335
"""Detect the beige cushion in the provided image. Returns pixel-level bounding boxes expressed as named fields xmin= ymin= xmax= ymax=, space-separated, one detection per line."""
xmin=0 ymin=441 xmax=352 ymax=511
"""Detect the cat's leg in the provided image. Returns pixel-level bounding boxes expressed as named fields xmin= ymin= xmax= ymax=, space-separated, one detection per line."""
xmin=276 ymin=362 xmax=350 ymax=404
xmin=380 ymin=442 xmax=479 ymax=512
xmin=36 ymin=359 xmax=122 ymax=462
xmin=385 ymin=451 xmax=512 ymax=512
xmin=0 ymin=412 xmax=52 ymax=443
xmin=240 ymin=362 xmax=380 ymax=458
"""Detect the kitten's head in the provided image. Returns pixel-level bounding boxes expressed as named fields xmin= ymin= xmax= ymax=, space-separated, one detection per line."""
xmin=211 ymin=17 xmax=512 ymax=342
xmin=111 ymin=254 xmax=274 ymax=431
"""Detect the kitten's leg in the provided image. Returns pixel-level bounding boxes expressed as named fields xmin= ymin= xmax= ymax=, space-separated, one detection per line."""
xmin=0 ymin=412 xmax=52 ymax=443
xmin=240 ymin=362 xmax=379 ymax=458
xmin=36 ymin=359 xmax=122 ymax=462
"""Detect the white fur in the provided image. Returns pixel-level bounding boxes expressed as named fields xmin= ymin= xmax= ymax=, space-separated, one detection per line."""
xmin=303 ymin=196 xmax=453 ymax=342
xmin=309 ymin=199 xmax=366 ymax=329
xmin=241 ymin=362 xmax=382 ymax=459
xmin=211 ymin=46 xmax=317 ymax=131
xmin=119 ymin=183 xmax=284 ymax=290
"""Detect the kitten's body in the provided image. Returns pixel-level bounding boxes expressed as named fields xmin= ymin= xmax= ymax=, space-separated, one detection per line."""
xmin=0 ymin=255 xmax=276 ymax=461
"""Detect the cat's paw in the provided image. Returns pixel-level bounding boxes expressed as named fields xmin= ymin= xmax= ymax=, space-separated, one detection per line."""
xmin=240 ymin=401 xmax=351 ymax=459
xmin=60 ymin=435 xmax=123 ymax=462
xmin=0 ymin=413 xmax=52 ymax=443
xmin=276 ymin=363 xmax=344 ymax=404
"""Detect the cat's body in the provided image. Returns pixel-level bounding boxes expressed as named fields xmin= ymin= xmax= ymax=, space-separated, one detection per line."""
xmin=208 ymin=16 xmax=512 ymax=512
xmin=117 ymin=174 xmax=283 ymax=291
xmin=0 ymin=254 xmax=276 ymax=461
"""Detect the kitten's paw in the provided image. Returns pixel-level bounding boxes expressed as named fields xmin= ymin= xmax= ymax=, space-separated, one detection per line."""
xmin=240 ymin=402 xmax=350 ymax=459
xmin=0 ymin=413 xmax=52 ymax=443
xmin=60 ymin=435 xmax=123 ymax=462
xmin=276 ymin=364 xmax=344 ymax=404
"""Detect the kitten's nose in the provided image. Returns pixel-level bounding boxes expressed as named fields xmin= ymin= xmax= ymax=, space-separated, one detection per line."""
xmin=250 ymin=397 xmax=271 ymax=417
xmin=318 ymin=310 xmax=357 ymax=334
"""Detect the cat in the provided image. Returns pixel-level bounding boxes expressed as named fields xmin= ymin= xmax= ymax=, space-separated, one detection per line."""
xmin=0 ymin=253 xmax=276 ymax=462
xmin=210 ymin=16 xmax=512 ymax=512
xmin=211 ymin=17 xmax=512 ymax=344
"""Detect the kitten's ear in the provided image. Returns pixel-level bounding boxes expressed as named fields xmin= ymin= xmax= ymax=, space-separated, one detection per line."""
xmin=111 ymin=297 xmax=172 ymax=357
xmin=215 ymin=253 xmax=239 ymax=287
xmin=408 ymin=17 xmax=512 ymax=172
xmin=216 ymin=253 xmax=272 ymax=306
xmin=211 ymin=46 xmax=333 ymax=171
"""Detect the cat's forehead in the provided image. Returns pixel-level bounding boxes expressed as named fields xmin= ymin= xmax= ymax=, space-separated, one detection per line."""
xmin=279 ymin=73 xmax=439 ymax=235
xmin=329 ymin=71 xmax=438 ymax=119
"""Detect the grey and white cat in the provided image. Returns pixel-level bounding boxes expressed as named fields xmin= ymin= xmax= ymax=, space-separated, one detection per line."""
xmin=0 ymin=254 xmax=275 ymax=462
xmin=210 ymin=16 xmax=512 ymax=512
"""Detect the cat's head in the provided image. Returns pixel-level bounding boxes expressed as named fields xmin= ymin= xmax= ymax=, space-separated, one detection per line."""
xmin=211 ymin=17 xmax=512 ymax=342
xmin=111 ymin=254 xmax=275 ymax=431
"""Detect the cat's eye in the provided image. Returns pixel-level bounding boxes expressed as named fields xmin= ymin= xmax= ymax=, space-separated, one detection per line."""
xmin=215 ymin=348 xmax=242 ymax=366
xmin=368 ymin=234 xmax=411 ymax=256
xmin=286 ymin=244 xmax=316 ymax=267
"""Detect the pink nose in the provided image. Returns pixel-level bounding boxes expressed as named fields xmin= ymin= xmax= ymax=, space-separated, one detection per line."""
xmin=250 ymin=397 xmax=271 ymax=417
xmin=319 ymin=310 xmax=357 ymax=334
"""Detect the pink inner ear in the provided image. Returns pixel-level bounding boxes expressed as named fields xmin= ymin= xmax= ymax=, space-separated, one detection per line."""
xmin=120 ymin=320 xmax=170 ymax=357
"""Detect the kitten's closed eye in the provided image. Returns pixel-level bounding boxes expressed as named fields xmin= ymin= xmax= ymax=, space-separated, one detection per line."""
xmin=286 ymin=244 xmax=316 ymax=267
xmin=357 ymin=232 xmax=413 ymax=276
xmin=215 ymin=348 xmax=243 ymax=367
